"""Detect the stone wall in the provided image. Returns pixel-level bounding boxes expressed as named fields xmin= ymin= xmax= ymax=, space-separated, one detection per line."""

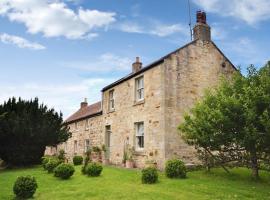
xmin=48 ymin=114 xmax=103 ymax=161
xmin=163 ymin=40 xmax=236 ymax=165
xmin=102 ymin=64 xmax=165 ymax=168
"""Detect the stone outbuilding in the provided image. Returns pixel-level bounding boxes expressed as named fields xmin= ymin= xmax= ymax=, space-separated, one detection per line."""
xmin=45 ymin=11 xmax=236 ymax=169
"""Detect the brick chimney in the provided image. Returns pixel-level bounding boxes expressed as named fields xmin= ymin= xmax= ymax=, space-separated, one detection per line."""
xmin=132 ymin=57 xmax=142 ymax=73
xmin=80 ymin=98 xmax=88 ymax=109
xmin=193 ymin=11 xmax=211 ymax=41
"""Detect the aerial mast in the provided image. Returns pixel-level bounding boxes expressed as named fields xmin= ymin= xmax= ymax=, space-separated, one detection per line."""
xmin=187 ymin=0 xmax=193 ymax=41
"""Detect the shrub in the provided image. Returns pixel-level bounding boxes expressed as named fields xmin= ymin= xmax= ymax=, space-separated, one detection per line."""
xmin=165 ymin=159 xmax=186 ymax=179
xmin=41 ymin=156 xmax=50 ymax=170
xmin=73 ymin=156 xmax=83 ymax=165
xmin=85 ymin=162 xmax=103 ymax=177
xmin=92 ymin=146 xmax=101 ymax=153
xmin=141 ymin=167 xmax=158 ymax=184
xmin=54 ymin=163 xmax=75 ymax=179
xmin=57 ymin=149 xmax=66 ymax=162
xmin=13 ymin=176 xmax=38 ymax=199
xmin=45 ymin=159 xmax=61 ymax=173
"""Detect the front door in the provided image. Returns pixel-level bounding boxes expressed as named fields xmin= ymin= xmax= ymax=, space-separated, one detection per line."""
xmin=105 ymin=125 xmax=111 ymax=160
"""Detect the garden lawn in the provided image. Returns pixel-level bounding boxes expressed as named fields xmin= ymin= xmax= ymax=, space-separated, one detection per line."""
xmin=0 ymin=165 xmax=270 ymax=200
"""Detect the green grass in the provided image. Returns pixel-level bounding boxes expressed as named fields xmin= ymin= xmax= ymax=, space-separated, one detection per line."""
xmin=0 ymin=165 xmax=270 ymax=200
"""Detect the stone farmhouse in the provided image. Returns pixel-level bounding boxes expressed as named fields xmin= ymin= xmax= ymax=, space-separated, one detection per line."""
xmin=45 ymin=11 xmax=236 ymax=169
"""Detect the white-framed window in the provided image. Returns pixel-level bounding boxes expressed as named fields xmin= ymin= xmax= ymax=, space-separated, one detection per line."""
xmin=84 ymin=139 xmax=90 ymax=152
xmin=135 ymin=76 xmax=144 ymax=101
xmin=74 ymin=140 xmax=78 ymax=153
xmin=85 ymin=119 xmax=89 ymax=130
xmin=135 ymin=122 xmax=144 ymax=150
xmin=75 ymin=122 xmax=78 ymax=131
xmin=109 ymin=90 xmax=115 ymax=110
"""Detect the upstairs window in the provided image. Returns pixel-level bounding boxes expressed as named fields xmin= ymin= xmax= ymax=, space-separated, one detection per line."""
xmin=84 ymin=139 xmax=90 ymax=152
xmin=109 ymin=90 xmax=115 ymax=111
xmin=135 ymin=76 xmax=144 ymax=101
xmin=75 ymin=122 xmax=78 ymax=131
xmin=85 ymin=119 xmax=89 ymax=130
xmin=135 ymin=122 xmax=144 ymax=150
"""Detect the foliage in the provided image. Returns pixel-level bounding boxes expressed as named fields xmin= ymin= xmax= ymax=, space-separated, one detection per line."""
xmin=141 ymin=167 xmax=158 ymax=184
xmin=82 ymin=149 xmax=91 ymax=174
xmin=165 ymin=159 xmax=186 ymax=179
xmin=41 ymin=156 xmax=51 ymax=170
xmin=73 ymin=156 xmax=83 ymax=165
xmin=54 ymin=163 xmax=75 ymax=179
xmin=179 ymin=63 xmax=270 ymax=179
xmin=58 ymin=149 xmax=66 ymax=162
xmin=101 ymin=144 xmax=107 ymax=152
xmin=85 ymin=162 xmax=103 ymax=177
xmin=92 ymin=146 xmax=101 ymax=153
xmin=45 ymin=158 xmax=61 ymax=173
xmin=0 ymin=97 xmax=71 ymax=166
xmin=13 ymin=176 xmax=38 ymax=199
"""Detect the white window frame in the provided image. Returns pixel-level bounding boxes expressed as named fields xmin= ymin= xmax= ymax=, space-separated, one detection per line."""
xmin=74 ymin=140 xmax=78 ymax=153
xmin=84 ymin=139 xmax=90 ymax=152
xmin=135 ymin=122 xmax=144 ymax=151
xmin=135 ymin=76 xmax=144 ymax=101
xmin=109 ymin=90 xmax=115 ymax=111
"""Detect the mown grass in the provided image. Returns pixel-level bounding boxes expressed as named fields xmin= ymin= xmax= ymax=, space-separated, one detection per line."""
xmin=0 ymin=165 xmax=270 ymax=200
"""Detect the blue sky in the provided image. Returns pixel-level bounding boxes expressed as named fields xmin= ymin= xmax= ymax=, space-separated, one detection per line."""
xmin=0 ymin=0 xmax=269 ymax=118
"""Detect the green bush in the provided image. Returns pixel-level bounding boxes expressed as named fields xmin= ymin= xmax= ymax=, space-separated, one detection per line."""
xmin=57 ymin=149 xmax=66 ymax=162
xmin=85 ymin=162 xmax=103 ymax=177
xmin=13 ymin=176 xmax=38 ymax=199
xmin=165 ymin=159 xmax=186 ymax=179
xmin=73 ymin=156 xmax=83 ymax=165
xmin=41 ymin=156 xmax=50 ymax=170
xmin=54 ymin=163 xmax=75 ymax=179
xmin=45 ymin=159 xmax=61 ymax=173
xmin=141 ymin=167 xmax=158 ymax=184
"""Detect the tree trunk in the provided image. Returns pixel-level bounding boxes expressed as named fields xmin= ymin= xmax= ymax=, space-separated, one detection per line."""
xmin=251 ymin=152 xmax=259 ymax=179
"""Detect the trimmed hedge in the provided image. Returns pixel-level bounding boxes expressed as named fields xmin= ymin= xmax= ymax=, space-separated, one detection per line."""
xmin=165 ymin=159 xmax=186 ymax=179
xmin=73 ymin=156 xmax=83 ymax=165
xmin=54 ymin=163 xmax=75 ymax=179
xmin=141 ymin=167 xmax=158 ymax=184
xmin=45 ymin=159 xmax=61 ymax=173
xmin=13 ymin=176 xmax=38 ymax=199
xmin=85 ymin=162 xmax=103 ymax=177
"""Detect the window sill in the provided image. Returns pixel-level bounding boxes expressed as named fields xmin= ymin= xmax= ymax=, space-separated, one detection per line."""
xmin=133 ymin=99 xmax=145 ymax=106
xmin=107 ymin=109 xmax=115 ymax=114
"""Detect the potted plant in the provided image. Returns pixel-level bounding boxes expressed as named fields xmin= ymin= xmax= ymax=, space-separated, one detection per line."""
xmin=101 ymin=144 xmax=109 ymax=165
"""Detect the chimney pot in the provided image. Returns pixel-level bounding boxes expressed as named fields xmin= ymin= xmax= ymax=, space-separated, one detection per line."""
xmin=80 ymin=98 xmax=88 ymax=109
xmin=132 ymin=57 xmax=142 ymax=73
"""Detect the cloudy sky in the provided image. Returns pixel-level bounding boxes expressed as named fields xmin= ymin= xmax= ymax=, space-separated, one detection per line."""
xmin=0 ymin=0 xmax=269 ymax=118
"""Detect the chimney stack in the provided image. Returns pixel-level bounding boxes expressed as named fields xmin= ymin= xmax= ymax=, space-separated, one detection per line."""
xmin=132 ymin=57 xmax=142 ymax=73
xmin=193 ymin=11 xmax=211 ymax=41
xmin=80 ymin=98 xmax=88 ymax=109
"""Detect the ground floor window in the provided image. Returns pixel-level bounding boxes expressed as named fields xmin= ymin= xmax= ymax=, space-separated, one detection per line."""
xmin=135 ymin=122 xmax=144 ymax=150
xmin=85 ymin=139 xmax=90 ymax=152
xmin=74 ymin=140 xmax=78 ymax=153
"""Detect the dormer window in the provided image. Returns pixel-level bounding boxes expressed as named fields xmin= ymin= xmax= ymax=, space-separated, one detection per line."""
xmin=109 ymin=90 xmax=115 ymax=111
xmin=135 ymin=76 xmax=144 ymax=101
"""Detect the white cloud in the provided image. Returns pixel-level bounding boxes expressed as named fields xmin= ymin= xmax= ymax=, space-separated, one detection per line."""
xmin=0 ymin=0 xmax=116 ymax=39
xmin=118 ymin=22 xmax=187 ymax=37
xmin=64 ymin=53 xmax=133 ymax=72
xmin=193 ymin=0 xmax=270 ymax=25
xmin=0 ymin=33 xmax=45 ymax=50
xmin=0 ymin=78 xmax=115 ymax=118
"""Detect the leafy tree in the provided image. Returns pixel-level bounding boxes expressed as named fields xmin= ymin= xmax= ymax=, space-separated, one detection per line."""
xmin=0 ymin=97 xmax=71 ymax=166
xmin=179 ymin=62 xmax=270 ymax=179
